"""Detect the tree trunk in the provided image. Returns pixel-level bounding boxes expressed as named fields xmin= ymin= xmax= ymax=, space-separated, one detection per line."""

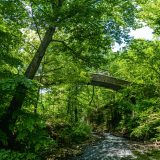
xmin=74 ymin=105 xmax=78 ymax=122
xmin=25 ymin=27 xmax=56 ymax=79
xmin=0 ymin=26 xmax=56 ymax=147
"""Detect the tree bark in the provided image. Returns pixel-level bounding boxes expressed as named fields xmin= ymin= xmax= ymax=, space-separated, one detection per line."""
xmin=25 ymin=27 xmax=56 ymax=79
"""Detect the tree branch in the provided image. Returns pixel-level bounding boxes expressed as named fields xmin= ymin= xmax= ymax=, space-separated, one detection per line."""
xmin=52 ymin=39 xmax=77 ymax=54
xmin=52 ymin=39 xmax=94 ymax=67
xmin=50 ymin=0 xmax=56 ymax=14
xmin=29 ymin=0 xmax=42 ymax=42
xmin=29 ymin=0 xmax=50 ymax=18
xmin=58 ymin=0 xmax=63 ymax=7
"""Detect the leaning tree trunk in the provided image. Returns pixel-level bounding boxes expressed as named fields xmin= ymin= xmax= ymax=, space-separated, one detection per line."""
xmin=0 ymin=26 xmax=56 ymax=148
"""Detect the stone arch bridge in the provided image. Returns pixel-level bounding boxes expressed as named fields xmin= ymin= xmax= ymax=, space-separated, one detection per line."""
xmin=90 ymin=73 xmax=130 ymax=91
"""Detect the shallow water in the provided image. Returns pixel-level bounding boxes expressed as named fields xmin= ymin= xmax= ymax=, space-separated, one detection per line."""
xmin=71 ymin=133 xmax=137 ymax=160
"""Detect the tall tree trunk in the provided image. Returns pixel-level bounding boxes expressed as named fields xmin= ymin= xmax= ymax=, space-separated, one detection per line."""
xmin=34 ymin=86 xmax=40 ymax=114
xmin=25 ymin=27 xmax=56 ymax=79
xmin=0 ymin=26 xmax=56 ymax=147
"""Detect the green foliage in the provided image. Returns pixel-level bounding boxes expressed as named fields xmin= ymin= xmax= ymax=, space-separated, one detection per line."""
xmin=108 ymin=40 xmax=160 ymax=83
xmin=14 ymin=112 xmax=56 ymax=152
xmin=0 ymin=130 xmax=7 ymax=145
xmin=71 ymin=122 xmax=92 ymax=142
xmin=55 ymin=122 xmax=92 ymax=144
xmin=140 ymin=0 xmax=160 ymax=35
xmin=0 ymin=76 xmax=39 ymax=117
xmin=0 ymin=149 xmax=40 ymax=160
xmin=0 ymin=30 xmax=21 ymax=78
xmin=105 ymin=39 xmax=160 ymax=141
xmin=131 ymin=107 xmax=160 ymax=140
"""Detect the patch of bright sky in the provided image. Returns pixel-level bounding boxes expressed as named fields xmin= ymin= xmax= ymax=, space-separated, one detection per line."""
xmin=113 ymin=26 xmax=154 ymax=52
xmin=129 ymin=26 xmax=153 ymax=40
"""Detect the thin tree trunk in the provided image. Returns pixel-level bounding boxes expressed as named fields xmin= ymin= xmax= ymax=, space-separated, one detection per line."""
xmin=34 ymin=86 xmax=40 ymax=114
xmin=74 ymin=85 xmax=78 ymax=122
xmin=34 ymin=62 xmax=44 ymax=114
xmin=74 ymin=105 xmax=78 ymax=122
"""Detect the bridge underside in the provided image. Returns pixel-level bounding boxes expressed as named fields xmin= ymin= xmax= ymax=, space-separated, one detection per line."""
xmin=90 ymin=81 xmax=123 ymax=91
xmin=90 ymin=74 xmax=130 ymax=91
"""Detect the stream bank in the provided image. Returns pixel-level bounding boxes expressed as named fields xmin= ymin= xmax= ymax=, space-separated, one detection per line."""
xmin=46 ymin=133 xmax=160 ymax=160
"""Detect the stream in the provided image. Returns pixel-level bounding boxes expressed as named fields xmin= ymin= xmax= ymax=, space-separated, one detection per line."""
xmin=69 ymin=133 xmax=158 ymax=160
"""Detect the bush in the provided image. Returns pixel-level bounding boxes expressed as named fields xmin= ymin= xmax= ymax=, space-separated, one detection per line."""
xmin=50 ymin=121 xmax=92 ymax=145
xmin=71 ymin=122 xmax=92 ymax=142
